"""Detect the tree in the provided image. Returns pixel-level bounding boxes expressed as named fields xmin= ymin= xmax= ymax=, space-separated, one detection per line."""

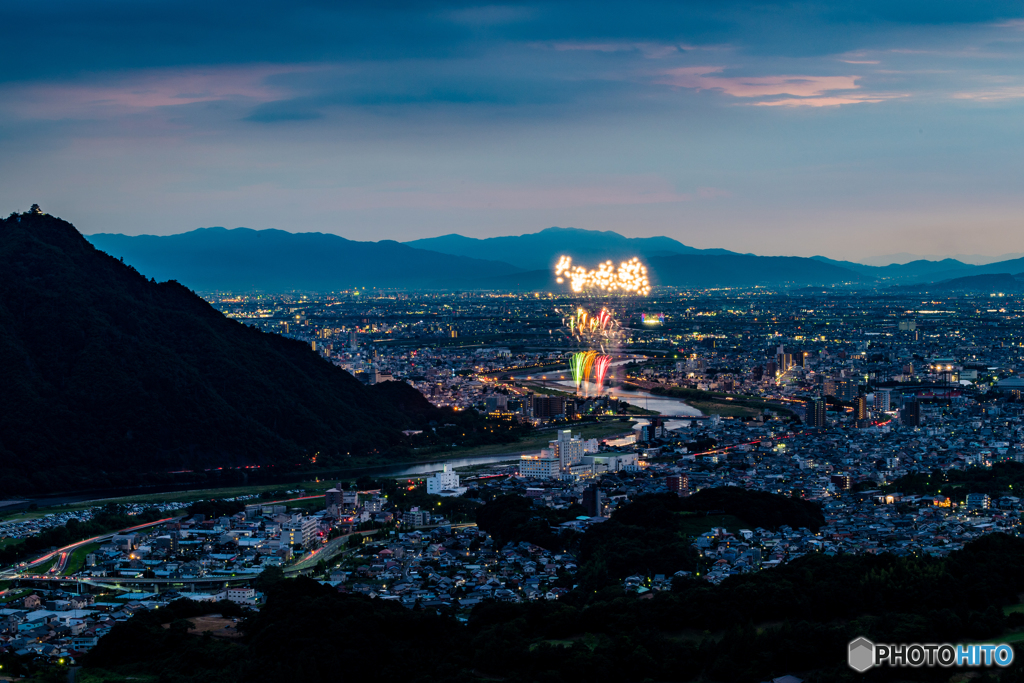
xmin=254 ymin=566 xmax=285 ymax=594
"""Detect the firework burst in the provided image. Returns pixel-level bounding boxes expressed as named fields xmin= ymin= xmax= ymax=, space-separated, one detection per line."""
xmin=560 ymin=306 xmax=619 ymax=353
xmin=569 ymin=352 xmax=588 ymax=394
xmin=593 ymin=355 xmax=612 ymax=394
xmin=554 ymin=255 xmax=650 ymax=295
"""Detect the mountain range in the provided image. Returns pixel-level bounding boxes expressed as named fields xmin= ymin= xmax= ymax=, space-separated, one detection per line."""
xmin=0 ymin=211 xmax=443 ymax=495
xmin=858 ymin=252 xmax=1024 ymax=267
xmin=405 ymin=227 xmax=734 ymax=271
xmin=86 ymin=227 xmax=525 ymax=291
xmin=86 ymin=225 xmax=1024 ymax=292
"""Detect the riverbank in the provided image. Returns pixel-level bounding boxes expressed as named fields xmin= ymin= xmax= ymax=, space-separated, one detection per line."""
xmin=4 ymin=420 xmax=637 ymax=520
xmin=638 ymin=384 xmax=797 ymax=418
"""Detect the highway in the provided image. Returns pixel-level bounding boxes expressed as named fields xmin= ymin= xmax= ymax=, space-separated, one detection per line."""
xmin=0 ymin=516 xmax=178 ymax=580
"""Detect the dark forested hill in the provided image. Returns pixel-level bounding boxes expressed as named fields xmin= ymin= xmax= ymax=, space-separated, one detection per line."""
xmin=0 ymin=210 xmax=437 ymax=495
xmin=678 ymin=486 xmax=825 ymax=530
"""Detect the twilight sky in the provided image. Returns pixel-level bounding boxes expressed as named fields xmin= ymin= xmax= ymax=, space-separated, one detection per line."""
xmin=3 ymin=1 xmax=1024 ymax=261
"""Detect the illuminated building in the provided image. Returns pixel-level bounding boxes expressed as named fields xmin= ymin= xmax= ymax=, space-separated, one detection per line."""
xmin=805 ymin=397 xmax=827 ymax=430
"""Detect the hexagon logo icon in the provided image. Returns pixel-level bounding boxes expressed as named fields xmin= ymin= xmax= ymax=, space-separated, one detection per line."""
xmin=848 ymin=637 xmax=875 ymax=672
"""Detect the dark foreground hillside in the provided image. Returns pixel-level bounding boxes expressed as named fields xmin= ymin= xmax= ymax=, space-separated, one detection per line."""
xmin=0 ymin=209 xmax=435 ymax=495
xmin=80 ymin=532 xmax=1024 ymax=683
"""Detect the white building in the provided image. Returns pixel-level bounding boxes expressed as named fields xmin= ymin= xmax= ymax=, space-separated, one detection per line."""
xmin=551 ymin=430 xmax=585 ymax=471
xmin=426 ymin=464 xmax=467 ymax=496
xmin=582 ymin=452 xmax=639 ymax=474
xmin=227 ymin=587 xmax=257 ymax=605
xmin=280 ymin=514 xmax=318 ymax=549
xmin=520 ymin=452 xmax=561 ymax=479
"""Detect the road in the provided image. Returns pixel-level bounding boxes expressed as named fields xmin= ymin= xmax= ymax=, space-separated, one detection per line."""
xmin=0 ymin=516 xmax=178 ymax=580
xmin=285 ymin=530 xmax=379 ymax=576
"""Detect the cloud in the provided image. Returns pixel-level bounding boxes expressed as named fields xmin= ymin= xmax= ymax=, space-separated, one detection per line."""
xmin=951 ymin=85 xmax=1024 ymax=100
xmin=657 ymin=66 xmax=866 ymax=101
xmin=542 ymin=41 xmax=688 ymax=59
xmin=0 ymin=65 xmax=306 ymax=120
xmin=755 ymin=94 xmax=894 ymax=107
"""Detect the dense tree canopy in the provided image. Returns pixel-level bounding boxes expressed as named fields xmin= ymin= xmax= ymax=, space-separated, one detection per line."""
xmin=0 ymin=211 xmax=456 ymax=494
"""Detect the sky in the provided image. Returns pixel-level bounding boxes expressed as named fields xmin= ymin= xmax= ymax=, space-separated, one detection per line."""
xmin=3 ymin=1 xmax=1024 ymax=262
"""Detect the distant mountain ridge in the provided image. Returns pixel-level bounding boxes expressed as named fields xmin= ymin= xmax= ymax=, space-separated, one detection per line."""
xmin=83 ymin=224 xmax=1024 ymax=290
xmin=809 ymin=255 xmax=976 ymax=279
xmin=859 ymin=252 xmax=1024 ymax=267
xmin=893 ymin=272 xmax=1024 ymax=293
xmin=87 ymin=227 xmax=527 ymax=291
xmin=405 ymin=226 xmax=737 ymax=271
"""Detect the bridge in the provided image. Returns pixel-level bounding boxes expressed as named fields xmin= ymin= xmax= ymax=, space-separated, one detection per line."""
xmin=598 ymin=414 xmax=709 ymax=420
xmin=14 ymin=574 xmax=260 ymax=592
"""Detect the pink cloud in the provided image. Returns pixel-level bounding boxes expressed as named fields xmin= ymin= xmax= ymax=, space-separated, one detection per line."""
xmin=658 ymin=66 xmax=861 ymax=98
xmin=0 ymin=65 xmax=311 ymax=119
xmin=755 ymin=95 xmax=890 ymax=107
xmin=952 ymin=86 xmax=1024 ymax=101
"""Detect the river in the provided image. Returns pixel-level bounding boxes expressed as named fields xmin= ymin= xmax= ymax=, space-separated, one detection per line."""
xmin=509 ymin=358 xmax=702 ymax=427
xmin=32 ymin=362 xmax=696 ymax=507
xmin=27 ymin=454 xmax=526 ymax=507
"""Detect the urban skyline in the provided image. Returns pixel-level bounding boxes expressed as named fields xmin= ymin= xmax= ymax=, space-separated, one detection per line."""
xmin=5 ymin=3 xmax=1024 ymax=679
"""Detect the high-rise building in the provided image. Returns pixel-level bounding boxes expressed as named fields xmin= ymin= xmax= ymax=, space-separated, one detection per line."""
xmin=519 ymin=452 xmax=560 ymax=479
xmin=582 ymin=483 xmax=604 ymax=517
xmin=775 ymin=344 xmax=793 ymax=376
xmin=901 ymin=401 xmax=921 ymax=427
xmin=485 ymin=395 xmax=509 ymax=412
xmin=551 ymin=430 xmax=585 ymax=471
xmin=805 ymin=397 xmax=826 ymax=430
xmin=666 ymin=474 xmax=689 ymax=496
xmin=281 ymin=515 xmax=318 ymax=549
xmin=325 ymin=488 xmax=343 ymax=510
xmin=855 ymin=395 xmax=868 ymax=421
xmin=838 ymin=379 xmax=859 ymax=401
xmin=875 ymin=389 xmax=892 ymax=413
xmin=830 ymin=474 xmax=852 ymax=491
xmin=530 ymin=394 xmax=567 ymax=419
xmin=637 ymin=418 xmax=664 ymax=444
